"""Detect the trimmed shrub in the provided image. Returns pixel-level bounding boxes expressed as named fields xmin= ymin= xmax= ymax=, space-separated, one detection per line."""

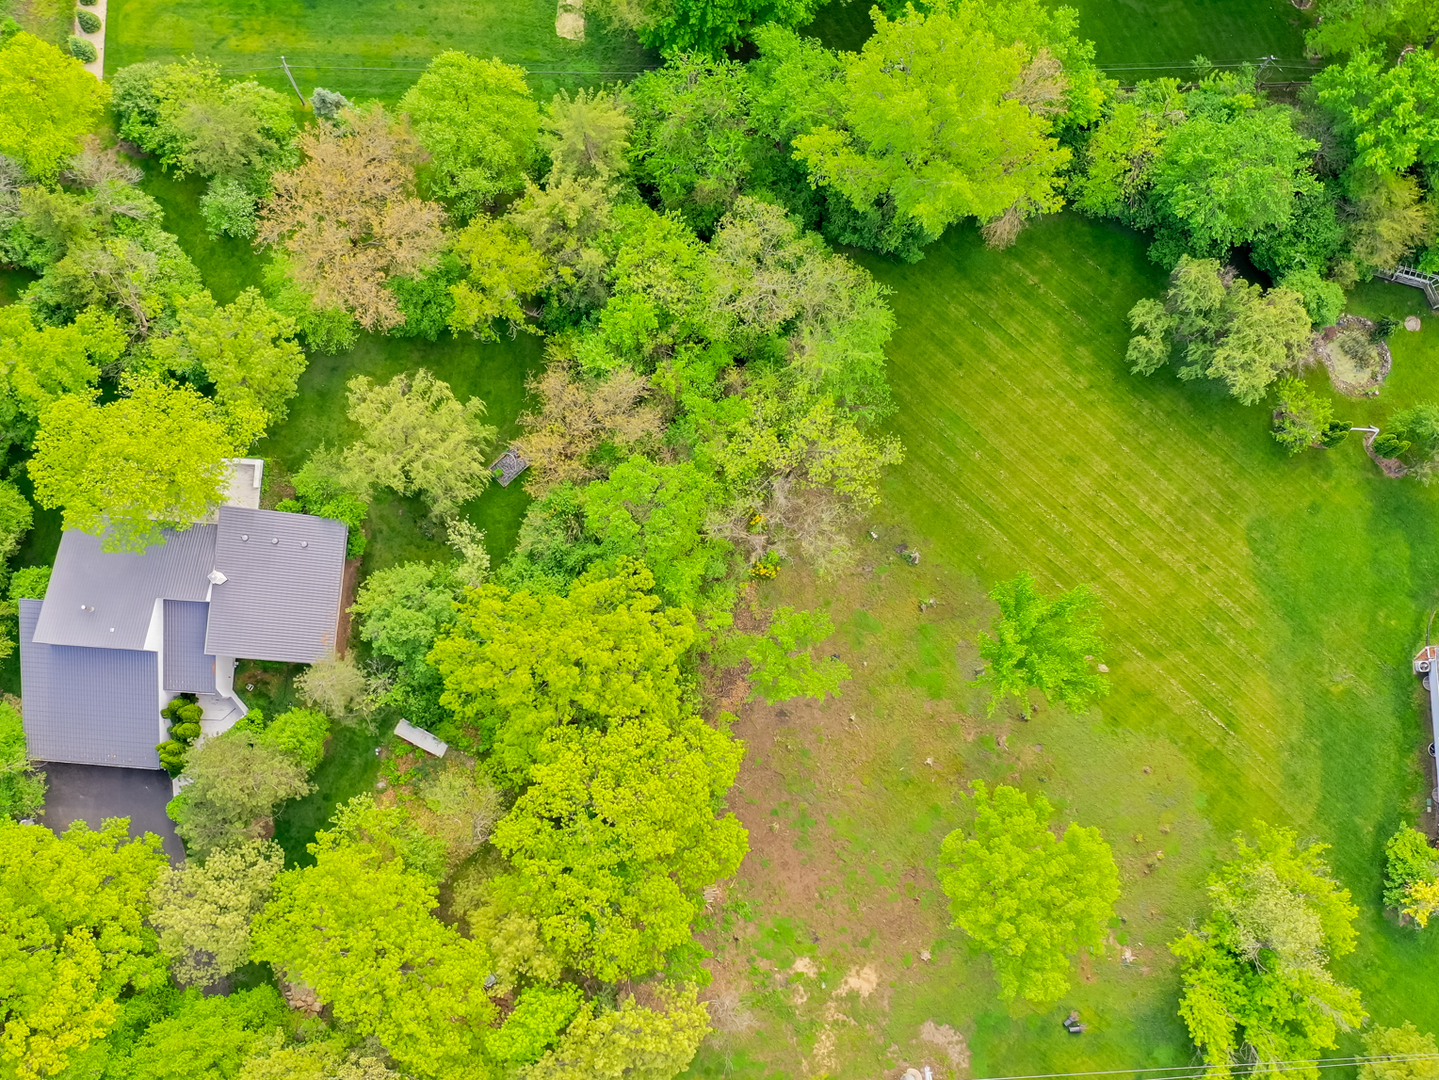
xmin=78 ymin=0 xmax=97 ymax=6
xmin=199 ymin=177 xmax=258 ymax=240
xmin=75 ymin=9 xmax=101 ymax=32
xmin=1373 ymin=432 xmax=1410 ymax=458
xmin=67 ymin=35 xmax=96 ymax=62
xmin=1372 ymin=316 xmax=1400 ymax=342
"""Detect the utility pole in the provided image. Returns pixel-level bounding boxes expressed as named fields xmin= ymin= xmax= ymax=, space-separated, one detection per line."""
xmin=280 ymin=56 xmax=306 ymax=108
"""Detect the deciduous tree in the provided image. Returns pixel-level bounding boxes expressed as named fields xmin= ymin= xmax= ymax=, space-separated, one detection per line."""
xmin=168 ymin=733 xmax=312 ymax=858
xmin=0 ymin=33 xmax=111 ymax=181
xmin=148 ymin=840 xmax=284 ymax=987
xmin=122 ymin=986 xmax=287 ymax=1080
xmin=488 ymin=712 xmax=747 ymax=980
xmin=350 ymin=561 xmax=462 ymax=672
xmin=431 ymin=561 xmax=696 ymax=781
xmin=516 ymin=360 xmax=665 ymax=494
xmin=398 ymin=51 xmax=540 ymax=215
xmin=0 ymin=305 xmax=122 ymax=446
xmin=1171 ymin=826 xmax=1365 ymax=1077
xmin=1271 ymin=378 xmax=1347 ymax=455
xmin=975 ymin=570 xmax=1107 ymax=716
xmin=735 ymin=606 xmax=848 ymax=704
xmin=521 ymin=985 xmax=710 ymax=1079
xmin=592 ymin=0 xmax=818 ymax=53
xmin=251 ymin=833 xmax=498 ymax=1079
xmin=793 ymin=0 xmax=1078 ymax=242
xmin=1360 ymin=1023 xmax=1439 ymax=1080
xmin=937 ymin=782 xmax=1119 ymax=1004
xmin=150 ymin=287 xmax=307 ymax=425
xmin=31 ymin=379 xmax=258 ymax=552
xmin=342 ymin=369 xmax=497 ymax=518
xmin=1127 ymin=257 xmax=1312 ymax=405
xmin=258 ymin=105 xmax=446 ymax=331
xmin=0 ymin=817 xmax=168 ymax=1080
xmin=446 ymin=216 xmax=550 ymax=340
xmin=1151 ymin=109 xmax=1320 ymax=255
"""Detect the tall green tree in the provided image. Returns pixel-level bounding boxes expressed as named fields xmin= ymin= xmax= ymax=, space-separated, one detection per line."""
xmin=1127 ymin=256 xmax=1313 ymax=405
xmin=487 ymin=712 xmax=747 ymax=981
xmin=251 ymin=829 xmax=499 ymax=1079
xmin=31 ymin=379 xmax=259 ymax=552
xmin=1359 ymin=1023 xmax=1439 ymax=1080
xmin=522 ymin=985 xmax=711 ymax=1079
xmin=1315 ymin=50 xmax=1439 ymax=176
xmin=1151 ymin=108 xmax=1320 ymax=255
xmin=0 ymin=306 xmax=123 ymax=447
xmin=1171 ymin=826 xmax=1365 ymax=1077
xmin=1305 ymin=0 xmax=1439 ymax=59
xmin=167 ymin=732 xmax=313 ymax=858
xmin=150 ymin=288 xmax=307 ymax=426
xmin=148 ymin=840 xmax=284 ymax=987
xmin=937 ymin=782 xmax=1119 ymax=1004
xmin=430 ymin=561 xmax=696 ymax=781
xmin=398 ymin=51 xmax=540 ymax=216
xmin=122 ymin=986 xmax=287 ymax=1080
xmin=0 ymin=33 xmax=111 ymax=181
xmin=591 ymin=0 xmax=818 ymax=54
xmin=793 ymin=0 xmax=1085 ymax=243
xmin=446 ymin=216 xmax=550 ymax=341
xmin=974 ymin=570 xmax=1107 ymax=716
xmin=343 ymin=369 xmax=497 ymax=519
xmin=0 ymin=818 xmax=169 ymax=1080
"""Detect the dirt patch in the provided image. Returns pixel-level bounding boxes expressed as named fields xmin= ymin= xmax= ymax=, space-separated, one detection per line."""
xmin=919 ymin=1021 xmax=971 ymax=1070
xmin=836 ymin=964 xmax=879 ymax=998
xmin=333 ymin=554 xmax=362 ymax=656
xmin=1311 ymin=317 xmax=1391 ymax=396
xmin=555 ymin=0 xmax=584 ymax=39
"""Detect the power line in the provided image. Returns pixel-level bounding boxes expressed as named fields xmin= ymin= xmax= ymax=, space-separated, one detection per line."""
xmin=970 ymin=1054 xmax=1439 ymax=1080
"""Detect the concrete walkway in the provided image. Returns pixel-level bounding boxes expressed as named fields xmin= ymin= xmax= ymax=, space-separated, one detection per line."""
xmin=73 ymin=0 xmax=106 ymax=78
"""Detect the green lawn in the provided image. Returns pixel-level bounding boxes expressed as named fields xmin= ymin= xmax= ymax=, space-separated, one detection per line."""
xmin=807 ymin=0 xmax=1311 ymax=76
xmin=104 ymin=0 xmax=656 ymax=99
xmin=688 ymin=214 xmax=1439 ymax=1077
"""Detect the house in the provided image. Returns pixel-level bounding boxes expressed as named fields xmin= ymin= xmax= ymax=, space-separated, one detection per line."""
xmin=19 ymin=461 xmax=349 ymax=770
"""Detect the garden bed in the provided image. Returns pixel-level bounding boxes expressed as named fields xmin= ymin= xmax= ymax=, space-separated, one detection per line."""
xmin=1310 ymin=315 xmax=1392 ymax=396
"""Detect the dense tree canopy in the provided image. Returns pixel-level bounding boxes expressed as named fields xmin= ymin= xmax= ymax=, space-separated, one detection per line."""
xmin=794 ymin=0 xmax=1094 ymax=244
xmin=398 ymin=52 xmax=540 ymax=216
xmin=431 ymin=561 xmax=696 ymax=779
xmin=0 ymin=33 xmax=111 ymax=181
xmin=31 ymin=379 xmax=257 ymax=551
xmin=0 ymin=818 xmax=169 ymax=1080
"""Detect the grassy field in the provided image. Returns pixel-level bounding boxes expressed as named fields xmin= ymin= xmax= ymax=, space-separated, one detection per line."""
xmin=807 ymin=0 xmax=1312 ymax=79
xmin=104 ymin=0 xmax=655 ymax=98
xmin=687 ymin=214 xmax=1439 ymax=1078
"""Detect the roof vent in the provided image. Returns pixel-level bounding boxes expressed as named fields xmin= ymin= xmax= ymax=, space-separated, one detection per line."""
xmin=271 ymin=537 xmax=279 ymax=545
xmin=301 ymin=540 xmax=309 ymax=548
xmin=109 ymin=627 xmax=115 ymax=633
xmin=208 ymin=569 xmax=227 ymax=585
xmin=241 ymin=534 xmax=249 ymax=542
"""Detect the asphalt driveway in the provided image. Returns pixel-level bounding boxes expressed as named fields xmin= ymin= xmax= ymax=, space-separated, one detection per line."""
xmin=36 ymin=762 xmax=184 ymax=862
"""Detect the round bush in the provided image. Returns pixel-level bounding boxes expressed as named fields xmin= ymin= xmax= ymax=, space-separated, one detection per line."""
xmin=67 ymin=35 xmax=96 ymax=62
xmin=78 ymin=0 xmax=97 ymax=7
xmin=75 ymin=9 xmax=100 ymax=31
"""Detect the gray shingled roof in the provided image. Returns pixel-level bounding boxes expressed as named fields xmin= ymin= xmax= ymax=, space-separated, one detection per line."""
xmin=34 ymin=526 xmax=216 ymax=651
xmin=20 ymin=600 xmax=163 ymax=770
xmin=204 ymin=507 xmax=348 ymax=664
xmin=163 ymin=600 xmax=217 ymax=693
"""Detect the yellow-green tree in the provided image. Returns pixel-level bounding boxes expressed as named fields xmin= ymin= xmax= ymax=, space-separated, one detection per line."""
xmin=430 ymin=561 xmax=696 ymax=781
xmin=251 ymin=826 xmax=498 ymax=1079
xmin=31 ymin=379 xmax=260 ymax=551
xmin=793 ymin=0 xmax=1085 ymax=244
xmin=486 ymin=713 xmax=747 ymax=981
xmin=937 ymin=782 xmax=1119 ymax=1004
xmin=0 ymin=33 xmax=111 ymax=181
xmin=0 ymin=818 xmax=169 ymax=1080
